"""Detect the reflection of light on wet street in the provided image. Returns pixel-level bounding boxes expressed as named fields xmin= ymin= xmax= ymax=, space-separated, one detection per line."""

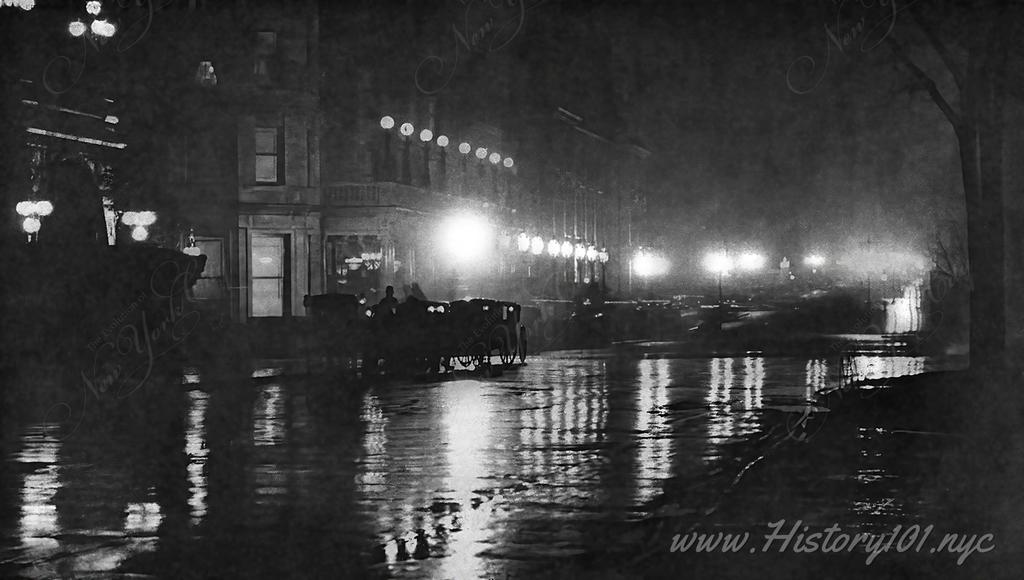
xmin=18 ymin=426 xmax=61 ymax=546
xmin=124 ymin=501 xmax=162 ymax=535
xmin=253 ymin=384 xmax=286 ymax=446
xmin=185 ymin=389 xmax=209 ymax=525
xmin=885 ymin=282 xmax=924 ymax=334
xmin=439 ymin=380 xmax=492 ymax=579
xmin=805 ymin=358 xmax=828 ymax=400
xmin=635 ymin=359 xmax=670 ymax=508
xmin=845 ymin=356 xmax=926 ymax=384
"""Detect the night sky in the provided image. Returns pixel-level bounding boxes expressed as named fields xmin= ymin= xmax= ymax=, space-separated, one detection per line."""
xmin=348 ymin=0 xmax=966 ymax=278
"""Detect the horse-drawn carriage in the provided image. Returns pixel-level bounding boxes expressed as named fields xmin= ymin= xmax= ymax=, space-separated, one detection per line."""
xmin=304 ymin=294 xmax=527 ymax=374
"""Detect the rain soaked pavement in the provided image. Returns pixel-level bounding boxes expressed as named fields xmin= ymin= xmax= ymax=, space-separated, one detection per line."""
xmin=0 ymin=336 xmax=956 ymax=579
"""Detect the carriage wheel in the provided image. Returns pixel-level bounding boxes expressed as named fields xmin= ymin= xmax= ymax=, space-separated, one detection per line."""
xmin=493 ymin=326 xmax=515 ymax=366
xmin=468 ymin=341 xmax=489 ymax=370
xmin=518 ymin=325 xmax=528 ymax=364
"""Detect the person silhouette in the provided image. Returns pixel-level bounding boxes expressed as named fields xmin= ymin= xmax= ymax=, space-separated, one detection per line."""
xmin=378 ymin=285 xmax=398 ymax=313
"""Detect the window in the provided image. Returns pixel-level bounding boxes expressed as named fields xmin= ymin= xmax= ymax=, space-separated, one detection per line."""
xmin=255 ymin=127 xmax=281 ymax=184
xmin=251 ymin=235 xmax=287 ymax=317
xmin=254 ymin=31 xmax=276 ymax=79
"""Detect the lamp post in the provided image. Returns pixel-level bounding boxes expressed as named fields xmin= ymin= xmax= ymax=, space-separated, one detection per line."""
xmin=379 ymin=115 xmax=394 ymax=180
xmin=68 ymin=1 xmax=116 ymax=40
xmin=16 ymin=200 xmax=53 ymax=242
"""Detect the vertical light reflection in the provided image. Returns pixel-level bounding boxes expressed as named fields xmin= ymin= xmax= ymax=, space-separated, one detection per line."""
xmin=706 ymin=358 xmax=736 ymax=450
xmin=358 ymin=393 xmax=390 ymax=552
xmin=885 ymin=281 xmax=924 ymax=334
xmin=124 ymin=500 xmax=163 ymax=535
xmin=634 ymin=359 xmax=671 ymax=508
xmin=846 ymin=356 xmax=927 ymax=383
xmin=805 ymin=359 xmax=828 ymax=400
xmin=440 ymin=380 xmax=493 ymax=580
xmin=185 ymin=389 xmax=209 ymax=526
xmin=18 ymin=426 xmax=61 ymax=545
xmin=253 ymin=383 xmax=286 ymax=446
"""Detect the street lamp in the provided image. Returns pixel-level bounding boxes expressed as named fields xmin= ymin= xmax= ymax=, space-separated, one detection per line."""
xmin=804 ymin=253 xmax=825 ymax=273
xmin=122 ymin=210 xmax=156 ymax=242
xmin=517 ymin=232 xmax=530 ymax=252
xmin=703 ymin=251 xmax=733 ymax=304
xmin=530 ymin=235 xmax=544 ymax=255
xmin=738 ymin=252 xmax=764 ymax=271
xmin=69 ymin=1 xmax=115 ymax=39
xmin=547 ymin=238 xmax=560 ymax=257
xmin=17 ymin=200 xmax=53 ymax=241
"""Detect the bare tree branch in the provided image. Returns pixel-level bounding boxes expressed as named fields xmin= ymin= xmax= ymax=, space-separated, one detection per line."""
xmin=886 ymin=36 xmax=962 ymax=131
xmin=907 ymin=6 xmax=964 ymax=92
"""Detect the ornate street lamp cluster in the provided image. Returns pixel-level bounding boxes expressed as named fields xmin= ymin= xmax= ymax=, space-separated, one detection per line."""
xmin=516 ymin=232 xmax=609 ymax=264
xmin=1 ymin=0 xmax=35 ymax=10
xmin=16 ymin=200 xmax=53 ymax=240
xmin=379 ymin=115 xmax=515 ymax=170
xmin=121 ymin=210 xmax=156 ymax=241
xmin=69 ymin=1 xmax=116 ymax=39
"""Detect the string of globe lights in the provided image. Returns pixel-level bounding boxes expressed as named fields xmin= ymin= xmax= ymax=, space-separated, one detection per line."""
xmin=1 ymin=0 xmax=35 ymax=10
xmin=516 ymin=232 xmax=609 ymax=265
xmin=379 ymin=115 xmax=516 ymax=171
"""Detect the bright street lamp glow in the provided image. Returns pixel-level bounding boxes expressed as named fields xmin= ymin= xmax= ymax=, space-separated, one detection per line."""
xmin=560 ymin=240 xmax=573 ymax=258
xmin=16 ymin=201 xmax=33 ymax=216
xmin=530 ymin=236 xmax=544 ymax=255
xmin=738 ymin=252 xmax=765 ymax=271
xmin=22 ymin=217 xmax=40 ymax=234
xmin=574 ymin=243 xmax=586 ymax=260
xmin=380 ymin=115 xmax=395 ymax=129
xmin=459 ymin=142 xmax=471 ymax=154
xmin=436 ymin=135 xmax=449 ymax=147
xmin=804 ymin=254 xmax=826 ymax=267
xmin=438 ymin=213 xmax=493 ymax=262
xmin=517 ymin=232 xmax=530 ymax=252
xmin=68 ymin=20 xmax=86 ymax=37
xmin=547 ymin=239 xmax=560 ymax=257
xmin=503 ymin=157 xmax=514 ymax=168
xmin=85 ymin=1 xmax=101 ymax=15
xmin=475 ymin=147 xmax=487 ymax=160
xmin=704 ymin=251 xmax=732 ymax=274
xmin=586 ymin=246 xmax=598 ymax=262
xmin=399 ymin=122 xmax=414 ymax=136
xmin=131 ymin=226 xmax=148 ymax=241
xmin=634 ymin=250 xmax=669 ymax=278
xmin=419 ymin=129 xmax=433 ymax=142
xmin=35 ymin=200 xmax=53 ymax=216
xmin=488 ymin=152 xmax=501 ymax=164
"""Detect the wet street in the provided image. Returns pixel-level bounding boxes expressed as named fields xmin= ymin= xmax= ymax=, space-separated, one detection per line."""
xmin=0 ymin=339 xmax=961 ymax=579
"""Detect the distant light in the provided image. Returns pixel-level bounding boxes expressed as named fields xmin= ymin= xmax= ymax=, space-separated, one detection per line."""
xmin=439 ymin=212 xmax=493 ymax=263
xmin=131 ymin=226 xmax=148 ymax=241
xmin=530 ymin=235 xmax=544 ymax=255
xmin=437 ymin=305 xmax=445 ymax=313
xmin=459 ymin=142 xmax=471 ymax=154
xmin=419 ymin=129 xmax=433 ymax=142
xmin=22 ymin=217 xmax=40 ymax=234
xmin=488 ymin=152 xmax=501 ymax=164
xmin=503 ymin=157 xmax=514 ymax=168
xmin=436 ymin=135 xmax=449 ymax=147
xmin=68 ymin=20 xmax=86 ymax=37
xmin=574 ymin=243 xmax=586 ymax=260
xmin=804 ymin=254 xmax=826 ymax=268
xmin=16 ymin=201 xmax=33 ymax=216
xmin=399 ymin=122 xmax=414 ymax=136
xmin=598 ymin=249 xmax=609 ymax=263
xmin=586 ymin=245 xmax=598 ymax=262
xmin=183 ymin=246 xmax=201 ymax=256
xmin=85 ymin=1 xmax=101 ymax=15
xmin=547 ymin=239 xmax=559 ymax=257
xmin=35 ymin=200 xmax=53 ymax=216
xmin=380 ymin=115 xmax=395 ymax=129
xmin=738 ymin=252 xmax=765 ymax=271
xmin=475 ymin=147 xmax=487 ymax=159
xmin=635 ymin=250 xmax=670 ymax=278
xmin=560 ymin=240 xmax=573 ymax=258
xmin=516 ymin=232 xmax=530 ymax=252
xmin=704 ymin=251 xmax=732 ymax=274
xmin=104 ymin=115 xmax=119 ymax=125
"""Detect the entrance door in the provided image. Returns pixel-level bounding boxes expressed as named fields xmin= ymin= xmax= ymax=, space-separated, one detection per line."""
xmin=251 ymin=235 xmax=288 ymax=317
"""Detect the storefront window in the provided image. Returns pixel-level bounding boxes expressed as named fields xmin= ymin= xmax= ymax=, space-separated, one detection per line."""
xmin=327 ymin=235 xmax=381 ymax=299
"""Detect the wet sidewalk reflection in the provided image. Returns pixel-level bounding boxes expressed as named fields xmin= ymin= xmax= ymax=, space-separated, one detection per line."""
xmin=1 ymin=348 xmax=937 ymax=578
